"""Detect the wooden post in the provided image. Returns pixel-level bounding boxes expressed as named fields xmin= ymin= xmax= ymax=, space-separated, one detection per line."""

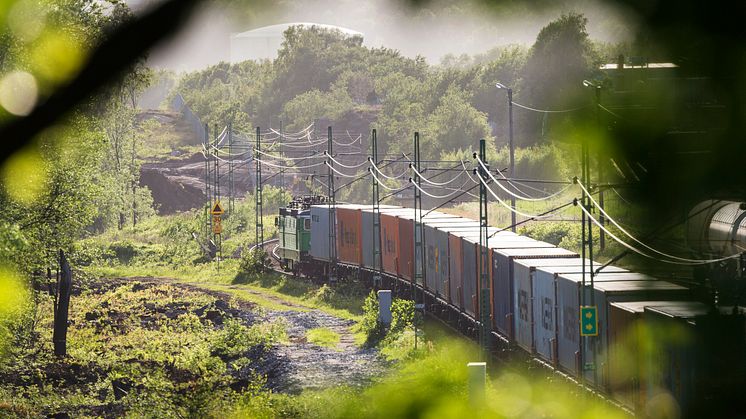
xmin=53 ymin=250 xmax=72 ymax=357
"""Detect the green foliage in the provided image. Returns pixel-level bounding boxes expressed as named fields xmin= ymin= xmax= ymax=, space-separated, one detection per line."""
xmin=359 ymin=290 xmax=416 ymax=355
xmin=422 ymin=86 xmax=493 ymax=160
xmin=281 ymin=87 xmax=354 ymax=130
xmin=522 ymin=12 xmax=596 ymax=110
xmin=238 ymin=248 xmax=272 ymax=277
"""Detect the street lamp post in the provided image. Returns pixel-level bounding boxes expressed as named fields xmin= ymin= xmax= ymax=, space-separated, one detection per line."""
xmin=583 ymin=80 xmax=605 ymax=250
xmin=496 ymin=82 xmax=516 ymax=232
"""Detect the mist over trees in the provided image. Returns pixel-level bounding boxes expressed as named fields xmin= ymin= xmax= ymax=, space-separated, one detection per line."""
xmin=175 ymin=12 xmax=613 ymax=158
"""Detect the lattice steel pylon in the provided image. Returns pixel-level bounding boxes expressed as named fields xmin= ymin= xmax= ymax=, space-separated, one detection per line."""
xmin=255 ymin=126 xmax=264 ymax=248
xmin=477 ymin=139 xmax=491 ymax=353
xmin=327 ymin=126 xmax=338 ymax=282
xmin=371 ymin=129 xmax=382 ymax=288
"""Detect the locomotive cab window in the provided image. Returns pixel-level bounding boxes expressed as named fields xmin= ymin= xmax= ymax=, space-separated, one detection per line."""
xmin=304 ymin=218 xmax=311 ymax=230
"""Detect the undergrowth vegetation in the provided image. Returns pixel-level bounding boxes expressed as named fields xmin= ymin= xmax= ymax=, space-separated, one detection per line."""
xmin=0 ymin=279 xmax=286 ymax=417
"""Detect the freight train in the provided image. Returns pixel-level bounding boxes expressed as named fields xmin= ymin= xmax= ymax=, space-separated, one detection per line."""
xmin=275 ymin=198 xmax=745 ymax=417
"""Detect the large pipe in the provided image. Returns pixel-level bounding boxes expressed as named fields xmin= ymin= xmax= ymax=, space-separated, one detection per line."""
xmin=687 ymin=200 xmax=746 ymax=256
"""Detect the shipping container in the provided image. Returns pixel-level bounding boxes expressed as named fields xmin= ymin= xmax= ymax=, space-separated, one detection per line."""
xmin=527 ymin=260 xmax=629 ymax=363
xmin=607 ymin=300 xmax=687 ymax=411
xmin=492 ymin=246 xmax=578 ymax=340
xmin=360 ymin=205 xmax=400 ymax=270
xmin=555 ymin=276 xmax=689 ymax=385
xmin=424 ymin=223 xmax=449 ymax=297
xmin=643 ymin=302 xmax=709 ymax=414
xmin=380 ymin=210 xmax=402 ymax=277
xmin=458 ymin=230 xmax=522 ymax=317
xmin=434 ymin=223 xmax=483 ymax=306
xmin=416 ymin=217 xmax=478 ymax=292
xmin=336 ymin=205 xmax=364 ymax=266
xmin=592 ymin=280 xmax=691 ymax=388
xmin=309 ymin=205 xmax=332 ymax=262
xmin=403 ymin=212 xmax=464 ymax=285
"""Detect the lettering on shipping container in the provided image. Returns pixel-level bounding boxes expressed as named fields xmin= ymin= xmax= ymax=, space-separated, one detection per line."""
xmin=427 ymin=245 xmax=435 ymax=269
xmin=542 ymin=297 xmax=553 ymax=330
xmin=519 ymin=290 xmax=529 ymax=321
xmin=564 ymin=306 xmax=578 ymax=342
xmin=441 ymin=247 xmax=448 ymax=274
xmin=384 ymin=228 xmax=395 ymax=254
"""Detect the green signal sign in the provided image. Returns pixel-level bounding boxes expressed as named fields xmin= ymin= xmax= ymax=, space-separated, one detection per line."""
xmin=580 ymin=306 xmax=598 ymax=336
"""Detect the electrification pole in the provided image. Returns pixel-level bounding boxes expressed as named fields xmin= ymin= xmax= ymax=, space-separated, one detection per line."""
xmin=204 ymin=124 xmax=211 ymax=241
xmin=214 ymin=125 xmax=222 ymax=270
xmin=228 ymin=121 xmax=234 ymax=214
xmin=327 ymin=126 xmax=338 ymax=282
xmin=477 ymin=139 xmax=490 ymax=354
xmin=497 ymin=83 xmax=516 ymax=232
xmin=413 ymin=131 xmax=424 ymax=350
xmin=372 ymin=129 xmax=382 ymax=288
xmin=255 ymin=126 xmax=264 ymax=248
xmin=583 ymin=80 xmax=605 ymax=250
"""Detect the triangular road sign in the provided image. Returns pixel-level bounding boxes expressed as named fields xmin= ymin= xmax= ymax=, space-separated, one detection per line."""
xmin=211 ymin=200 xmax=225 ymax=215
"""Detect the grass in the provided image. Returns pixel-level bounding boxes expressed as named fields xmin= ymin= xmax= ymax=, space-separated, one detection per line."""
xmin=232 ymin=337 xmax=632 ymax=419
xmin=306 ymin=328 xmax=341 ymax=349
xmin=0 ymin=279 xmax=285 ymax=417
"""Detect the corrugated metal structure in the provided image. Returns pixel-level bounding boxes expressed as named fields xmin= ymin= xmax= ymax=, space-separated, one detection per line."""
xmin=643 ymin=302 xmax=709 ymax=412
xmin=554 ymin=276 xmax=689 ymax=384
xmin=492 ymin=246 xmax=578 ymax=340
xmin=336 ymin=205 xmax=364 ymax=266
xmin=525 ymin=260 xmax=629 ymax=363
xmin=606 ymin=300 xmax=684 ymax=411
xmin=309 ymin=205 xmax=332 ymax=262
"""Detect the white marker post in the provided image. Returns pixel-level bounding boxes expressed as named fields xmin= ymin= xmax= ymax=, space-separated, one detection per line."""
xmin=468 ymin=362 xmax=486 ymax=406
xmin=378 ymin=290 xmax=392 ymax=325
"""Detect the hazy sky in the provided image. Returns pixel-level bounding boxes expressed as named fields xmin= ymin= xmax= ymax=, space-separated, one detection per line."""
xmin=132 ymin=0 xmax=637 ymax=72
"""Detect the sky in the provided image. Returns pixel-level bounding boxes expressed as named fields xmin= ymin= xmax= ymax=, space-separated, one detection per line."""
xmin=128 ymin=0 xmax=637 ymax=72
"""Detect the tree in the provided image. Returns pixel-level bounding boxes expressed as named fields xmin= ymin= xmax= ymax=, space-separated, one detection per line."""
xmin=423 ymin=87 xmax=493 ymax=160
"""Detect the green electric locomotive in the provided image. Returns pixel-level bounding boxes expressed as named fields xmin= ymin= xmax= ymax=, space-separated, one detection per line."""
xmin=275 ymin=195 xmax=328 ymax=275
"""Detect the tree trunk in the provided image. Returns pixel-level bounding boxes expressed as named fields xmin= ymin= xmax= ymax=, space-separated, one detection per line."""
xmin=53 ymin=250 xmax=72 ymax=357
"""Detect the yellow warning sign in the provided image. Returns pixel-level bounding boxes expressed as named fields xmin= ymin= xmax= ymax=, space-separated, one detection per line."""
xmin=212 ymin=215 xmax=223 ymax=234
xmin=211 ymin=200 xmax=225 ymax=215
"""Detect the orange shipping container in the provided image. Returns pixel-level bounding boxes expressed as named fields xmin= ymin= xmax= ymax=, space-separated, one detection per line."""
xmin=381 ymin=213 xmax=400 ymax=276
xmin=398 ymin=217 xmax=414 ymax=282
xmin=448 ymin=233 xmax=464 ymax=309
xmin=336 ymin=206 xmax=363 ymax=265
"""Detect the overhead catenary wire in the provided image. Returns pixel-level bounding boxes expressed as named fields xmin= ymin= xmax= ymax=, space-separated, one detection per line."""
xmin=324 ymin=152 xmax=369 ymax=169
xmin=512 ymin=101 xmax=591 ymax=113
xmin=255 ymin=148 xmax=324 ymax=161
xmin=576 ymin=180 xmax=740 ymax=264
xmin=253 ymin=157 xmax=326 ymax=170
xmin=475 ymin=156 xmax=575 ymax=202
xmin=272 ymin=138 xmax=328 ymax=149
xmin=324 ymin=161 xmax=364 ymax=178
xmin=409 ymin=178 xmax=473 ymax=199
xmin=577 ymin=203 xmax=740 ymax=266
xmin=369 ymin=159 xmax=410 ymax=180
xmin=410 ymin=165 xmax=467 ymax=186
xmin=369 ymin=168 xmax=405 ymax=191
xmin=475 ymin=170 xmax=565 ymax=220
xmin=490 ymin=200 xmax=576 ymax=238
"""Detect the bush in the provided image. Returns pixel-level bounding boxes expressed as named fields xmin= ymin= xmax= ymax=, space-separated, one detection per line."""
xmin=360 ymin=290 xmax=416 ymax=349
xmin=238 ymin=248 xmax=272 ymax=277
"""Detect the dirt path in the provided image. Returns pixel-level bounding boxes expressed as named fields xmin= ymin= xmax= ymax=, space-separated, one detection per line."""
xmin=123 ymin=277 xmax=387 ymax=394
